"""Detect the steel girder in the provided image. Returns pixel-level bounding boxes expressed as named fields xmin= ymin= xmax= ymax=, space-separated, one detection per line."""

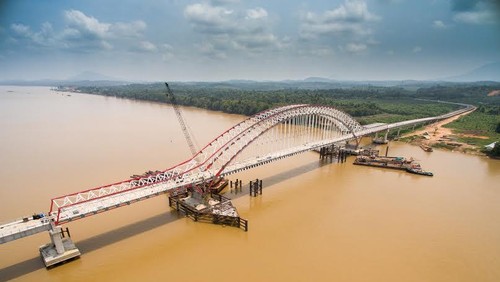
xmin=49 ymin=104 xmax=361 ymax=223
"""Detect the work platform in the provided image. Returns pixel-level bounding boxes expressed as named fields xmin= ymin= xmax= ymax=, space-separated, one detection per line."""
xmin=169 ymin=192 xmax=248 ymax=231
xmin=40 ymin=237 xmax=81 ymax=267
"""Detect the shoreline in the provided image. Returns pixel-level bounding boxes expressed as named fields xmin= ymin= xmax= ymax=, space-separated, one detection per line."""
xmin=398 ymin=109 xmax=488 ymax=156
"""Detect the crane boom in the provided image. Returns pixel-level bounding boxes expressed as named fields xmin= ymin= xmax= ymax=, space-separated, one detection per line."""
xmin=164 ymin=82 xmax=197 ymax=156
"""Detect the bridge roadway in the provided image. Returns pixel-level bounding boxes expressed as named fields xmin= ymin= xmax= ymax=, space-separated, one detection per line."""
xmin=0 ymin=102 xmax=475 ymax=245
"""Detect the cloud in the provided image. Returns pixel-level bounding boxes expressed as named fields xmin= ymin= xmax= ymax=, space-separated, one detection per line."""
xmin=64 ymin=10 xmax=110 ymax=39
xmin=300 ymin=0 xmax=380 ymax=39
xmin=412 ymin=46 xmax=422 ymax=53
xmin=453 ymin=10 xmax=497 ymax=24
xmin=7 ymin=10 xmax=150 ymax=53
xmin=451 ymin=0 xmax=498 ymax=24
xmin=246 ymin=8 xmax=268 ymax=20
xmin=344 ymin=43 xmax=367 ymax=53
xmin=210 ymin=0 xmax=239 ymax=6
xmin=10 ymin=22 xmax=57 ymax=47
xmin=184 ymin=3 xmax=235 ymax=34
xmin=298 ymin=0 xmax=379 ymax=56
xmin=10 ymin=23 xmax=31 ymax=36
xmin=432 ymin=20 xmax=448 ymax=29
xmin=138 ymin=41 xmax=158 ymax=52
xmin=63 ymin=10 xmax=146 ymax=41
xmin=185 ymin=3 xmax=281 ymax=58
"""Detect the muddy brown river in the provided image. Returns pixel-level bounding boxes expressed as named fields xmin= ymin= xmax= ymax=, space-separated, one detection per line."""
xmin=1 ymin=86 xmax=499 ymax=282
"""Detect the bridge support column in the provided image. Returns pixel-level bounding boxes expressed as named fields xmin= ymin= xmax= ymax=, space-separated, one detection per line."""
xmin=39 ymin=222 xmax=81 ymax=268
xmin=384 ymin=129 xmax=390 ymax=143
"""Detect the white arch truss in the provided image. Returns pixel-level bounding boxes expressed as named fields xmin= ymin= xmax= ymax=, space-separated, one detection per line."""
xmin=49 ymin=104 xmax=362 ymax=224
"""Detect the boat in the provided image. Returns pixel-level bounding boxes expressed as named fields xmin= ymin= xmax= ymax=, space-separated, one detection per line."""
xmin=406 ymin=167 xmax=433 ymax=176
xmin=420 ymin=144 xmax=433 ymax=152
xmin=405 ymin=163 xmax=433 ymax=176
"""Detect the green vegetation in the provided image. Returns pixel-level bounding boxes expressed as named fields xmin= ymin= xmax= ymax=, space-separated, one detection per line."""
xmin=444 ymin=105 xmax=500 ymax=147
xmin=67 ymin=81 xmax=500 ymax=150
xmin=73 ymin=83 xmax=461 ymax=124
xmin=415 ymin=84 xmax=500 ymax=105
xmin=432 ymin=142 xmax=458 ymax=150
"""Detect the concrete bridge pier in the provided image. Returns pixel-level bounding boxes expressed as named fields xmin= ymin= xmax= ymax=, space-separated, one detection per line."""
xmin=384 ymin=129 xmax=390 ymax=143
xmin=39 ymin=221 xmax=81 ymax=267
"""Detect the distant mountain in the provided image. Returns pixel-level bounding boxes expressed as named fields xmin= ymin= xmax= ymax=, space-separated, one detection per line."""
xmin=0 ymin=71 xmax=130 ymax=87
xmin=445 ymin=62 xmax=500 ymax=82
xmin=303 ymin=77 xmax=335 ymax=83
xmin=67 ymin=71 xmax=119 ymax=81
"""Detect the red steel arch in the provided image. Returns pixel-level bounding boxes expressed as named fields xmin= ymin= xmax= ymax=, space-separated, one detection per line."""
xmin=50 ymin=104 xmax=362 ymax=224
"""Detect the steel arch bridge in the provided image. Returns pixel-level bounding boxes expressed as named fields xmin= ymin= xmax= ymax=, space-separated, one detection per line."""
xmin=45 ymin=101 xmax=475 ymax=225
xmin=49 ymin=104 xmax=365 ymax=224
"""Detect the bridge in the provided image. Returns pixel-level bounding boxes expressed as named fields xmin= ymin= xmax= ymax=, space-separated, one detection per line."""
xmin=0 ymin=101 xmax=474 ymax=267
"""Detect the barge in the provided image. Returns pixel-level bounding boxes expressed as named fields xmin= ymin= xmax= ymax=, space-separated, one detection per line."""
xmin=353 ymin=155 xmax=433 ymax=176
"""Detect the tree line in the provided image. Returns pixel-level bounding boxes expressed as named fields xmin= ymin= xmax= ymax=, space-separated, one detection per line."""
xmin=72 ymin=83 xmax=463 ymax=123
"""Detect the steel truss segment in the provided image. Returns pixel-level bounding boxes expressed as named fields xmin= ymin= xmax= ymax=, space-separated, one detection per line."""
xmin=49 ymin=104 xmax=360 ymax=219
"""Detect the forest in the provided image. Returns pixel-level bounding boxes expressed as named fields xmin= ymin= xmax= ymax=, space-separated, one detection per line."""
xmin=69 ymin=82 xmax=500 ymax=142
xmin=71 ymin=83 xmax=469 ymax=123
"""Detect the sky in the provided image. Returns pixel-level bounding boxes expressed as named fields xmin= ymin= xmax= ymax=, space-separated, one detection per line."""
xmin=0 ymin=0 xmax=499 ymax=81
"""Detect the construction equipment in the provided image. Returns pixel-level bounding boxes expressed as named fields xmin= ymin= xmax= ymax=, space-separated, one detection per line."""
xmin=164 ymin=82 xmax=198 ymax=156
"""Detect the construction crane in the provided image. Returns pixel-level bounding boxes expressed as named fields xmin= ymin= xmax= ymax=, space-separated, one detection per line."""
xmin=164 ymin=82 xmax=198 ymax=156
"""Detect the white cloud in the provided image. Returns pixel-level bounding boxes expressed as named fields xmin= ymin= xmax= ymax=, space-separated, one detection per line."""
xmin=453 ymin=10 xmax=497 ymax=24
xmin=432 ymin=20 xmax=447 ymax=29
xmin=211 ymin=0 xmax=239 ymax=6
xmin=185 ymin=3 xmax=282 ymax=58
xmin=300 ymin=0 xmax=380 ymax=39
xmin=63 ymin=10 xmax=146 ymax=40
xmin=10 ymin=22 xmax=57 ymax=47
xmin=412 ymin=46 xmax=422 ymax=53
xmin=184 ymin=3 xmax=234 ymax=34
xmin=298 ymin=0 xmax=379 ymax=56
xmin=8 ymin=10 xmax=151 ymax=53
xmin=10 ymin=23 xmax=31 ymax=36
xmin=451 ymin=0 xmax=498 ymax=25
xmin=246 ymin=8 xmax=268 ymax=20
xmin=138 ymin=41 xmax=158 ymax=52
xmin=344 ymin=43 xmax=367 ymax=53
xmin=64 ymin=10 xmax=110 ymax=39
xmin=112 ymin=21 xmax=147 ymax=38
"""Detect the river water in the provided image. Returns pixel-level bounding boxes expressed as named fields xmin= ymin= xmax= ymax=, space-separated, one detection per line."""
xmin=0 ymin=86 xmax=499 ymax=282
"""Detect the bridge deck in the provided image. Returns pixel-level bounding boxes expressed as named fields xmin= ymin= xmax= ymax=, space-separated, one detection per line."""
xmin=0 ymin=217 xmax=51 ymax=244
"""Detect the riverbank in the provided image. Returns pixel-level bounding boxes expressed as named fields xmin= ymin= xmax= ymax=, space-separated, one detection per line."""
xmin=399 ymin=109 xmax=487 ymax=155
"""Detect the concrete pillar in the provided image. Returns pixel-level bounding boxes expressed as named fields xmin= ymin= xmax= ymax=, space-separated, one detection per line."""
xmin=384 ymin=129 xmax=390 ymax=143
xmin=49 ymin=227 xmax=65 ymax=254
